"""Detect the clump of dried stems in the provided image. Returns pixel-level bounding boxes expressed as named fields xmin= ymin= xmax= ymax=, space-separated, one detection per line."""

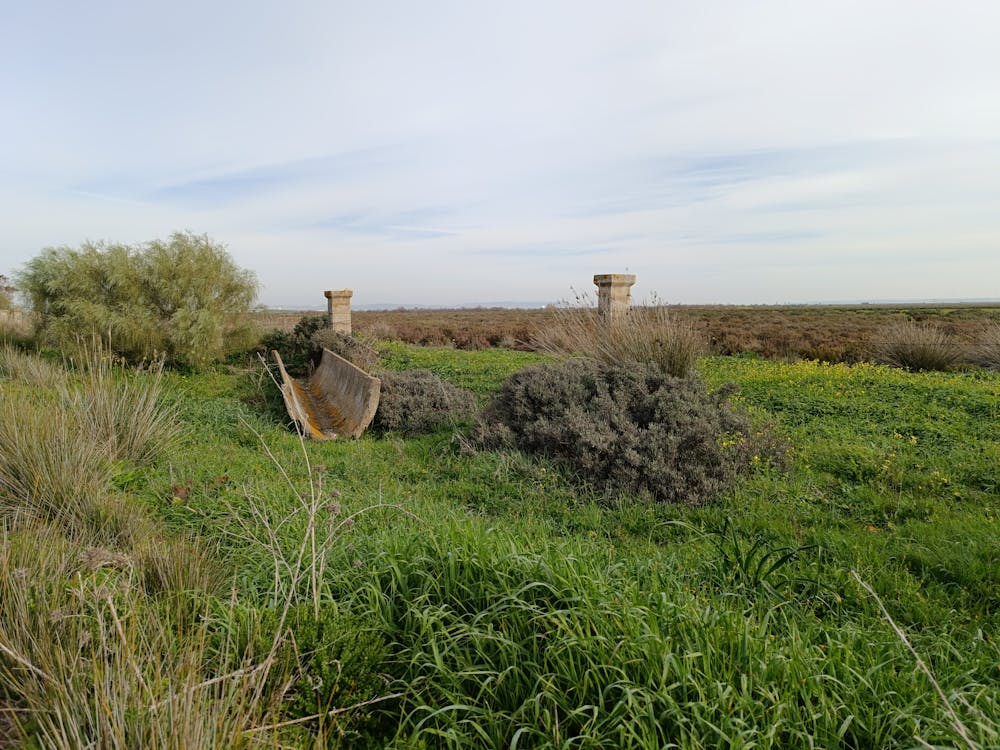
xmin=533 ymin=292 xmax=707 ymax=378
xmin=871 ymin=319 xmax=963 ymax=372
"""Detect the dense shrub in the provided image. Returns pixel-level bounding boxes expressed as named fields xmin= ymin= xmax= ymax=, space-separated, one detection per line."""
xmin=533 ymin=299 xmax=707 ymax=377
xmin=476 ymin=359 xmax=781 ymax=505
xmin=16 ymin=232 xmax=258 ymax=368
xmin=260 ymin=315 xmax=382 ymax=376
xmin=259 ymin=314 xmax=327 ymax=376
xmin=373 ymin=369 xmax=478 ymax=436
xmin=311 ymin=328 xmax=381 ymax=372
xmin=871 ymin=320 xmax=962 ymax=371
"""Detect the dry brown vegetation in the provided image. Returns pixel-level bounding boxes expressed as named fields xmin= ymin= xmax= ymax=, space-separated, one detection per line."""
xmin=251 ymin=304 xmax=1000 ymax=363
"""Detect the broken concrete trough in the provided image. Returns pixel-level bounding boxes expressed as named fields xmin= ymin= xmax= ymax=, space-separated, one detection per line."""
xmin=272 ymin=348 xmax=381 ymax=439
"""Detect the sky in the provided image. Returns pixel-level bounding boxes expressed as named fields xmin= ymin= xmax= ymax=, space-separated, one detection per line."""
xmin=2 ymin=1 xmax=999 ymax=308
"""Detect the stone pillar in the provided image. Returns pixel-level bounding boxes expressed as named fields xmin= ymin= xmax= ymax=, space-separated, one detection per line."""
xmin=593 ymin=274 xmax=636 ymax=321
xmin=324 ymin=289 xmax=353 ymax=334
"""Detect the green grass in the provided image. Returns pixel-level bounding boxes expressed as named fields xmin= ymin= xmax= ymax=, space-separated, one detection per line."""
xmin=2 ymin=344 xmax=999 ymax=747
xmin=377 ymin=341 xmax=547 ymax=402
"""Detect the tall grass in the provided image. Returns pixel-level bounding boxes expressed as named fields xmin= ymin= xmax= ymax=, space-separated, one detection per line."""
xmin=0 ymin=524 xmax=283 ymax=748
xmin=0 ymin=397 xmax=113 ymax=531
xmin=0 ymin=342 xmax=62 ymax=387
xmin=533 ymin=296 xmax=706 ymax=377
xmin=0 ymin=309 xmax=33 ymax=348
xmin=0 ymin=351 xmax=382 ymax=749
xmin=350 ymin=524 xmax=999 ymax=749
xmin=64 ymin=343 xmax=181 ymax=465
xmin=871 ymin=319 xmax=963 ymax=371
xmin=0 ymin=345 xmax=180 ymax=534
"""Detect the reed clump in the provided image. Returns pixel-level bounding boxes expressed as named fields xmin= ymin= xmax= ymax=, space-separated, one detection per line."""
xmin=871 ymin=319 xmax=963 ymax=371
xmin=971 ymin=320 xmax=1000 ymax=371
xmin=533 ymin=297 xmax=707 ymax=378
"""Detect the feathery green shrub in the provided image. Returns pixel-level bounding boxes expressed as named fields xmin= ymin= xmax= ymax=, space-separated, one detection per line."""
xmin=17 ymin=232 xmax=258 ymax=368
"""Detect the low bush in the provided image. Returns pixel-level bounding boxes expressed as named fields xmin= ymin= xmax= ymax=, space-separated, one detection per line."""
xmin=476 ymin=359 xmax=781 ymax=505
xmin=373 ymin=369 xmax=478 ymax=436
xmin=871 ymin=320 xmax=963 ymax=371
xmin=311 ymin=329 xmax=381 ymax=373
xmin=261 ymin=315 xmax=382 ymax=376
xmin=533 ymin=299 xmax=707 ymax=377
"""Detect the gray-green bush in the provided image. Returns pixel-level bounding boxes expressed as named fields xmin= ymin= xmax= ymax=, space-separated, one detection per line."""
xmin=477 ymin=359 xmax=781 ymax=505
xmin=17 ymin=232 xmax=258 ymax=368
xmin=373 ymin=369 xmax=478 ymax=436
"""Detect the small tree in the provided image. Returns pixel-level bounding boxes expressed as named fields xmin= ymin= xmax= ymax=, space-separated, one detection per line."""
xmin=17 ymin=232 xmax=258 ymax=368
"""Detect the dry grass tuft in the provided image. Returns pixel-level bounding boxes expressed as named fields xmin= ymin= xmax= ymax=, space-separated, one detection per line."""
xmin=0 ymin=343 xmax=62 ymax=387
xmin=0 ymin=524 xmax=283 ymax=748
xmin=533 ymin=296 xmax=707 ymax=378
xmin=871 ymin=320 xmax=963 ymax=371
xmin=0 ymin=310 xmax=33 ymax=347
xmin=971 ymin=321 xmax=1000 ymax=371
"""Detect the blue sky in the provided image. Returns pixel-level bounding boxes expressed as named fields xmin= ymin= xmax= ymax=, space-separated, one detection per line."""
xmin=2 ymin=1 xmax=998 ymax=307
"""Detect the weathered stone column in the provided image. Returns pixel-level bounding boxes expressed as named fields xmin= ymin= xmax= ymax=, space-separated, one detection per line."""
xmin=324 ymin=289 xmax=353 ymax=334
xmin=593 ymin=274 xmax=636 ymax=321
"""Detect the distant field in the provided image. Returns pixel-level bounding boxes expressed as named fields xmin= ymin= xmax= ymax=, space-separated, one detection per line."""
xmin=252 ymin=304 xmax=1000 ymax=362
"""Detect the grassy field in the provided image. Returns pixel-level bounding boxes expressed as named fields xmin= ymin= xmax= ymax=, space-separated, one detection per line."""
xmin=2 ymin=340 xmax=999 ymax=747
